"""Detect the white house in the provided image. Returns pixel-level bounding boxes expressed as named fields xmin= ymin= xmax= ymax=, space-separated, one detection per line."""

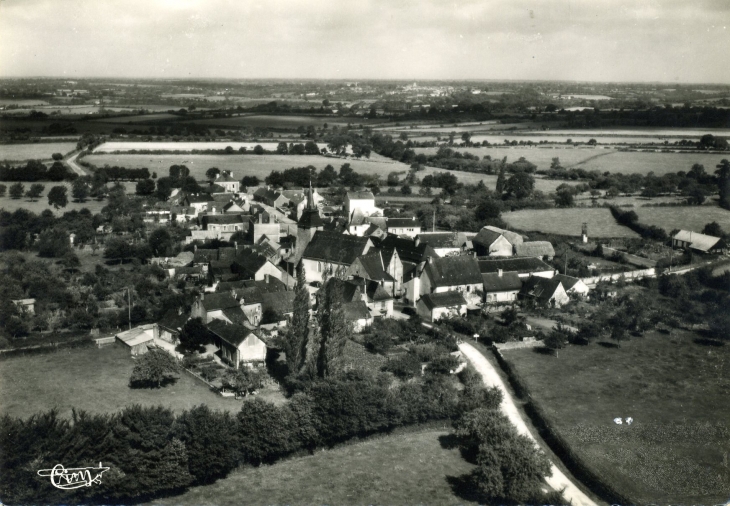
xmin=482 ymin=271 xmax=523 ymax=305
xmin=417 ymin=291 xmax=468 ymax=322
xmin=405 ymin=255 xmax=483 ymax=306
xmin=553 ymin=274 xmax=590 ymax=296
xmin=386 ymin=217 xmax=421 ymax=238
xmin=207 ymin=319 xmax=266 ymax=369
xmin=214 ymin=171 xmax=240 ymax=193
xmin=345 ymin=191 xmax=380 ymax=221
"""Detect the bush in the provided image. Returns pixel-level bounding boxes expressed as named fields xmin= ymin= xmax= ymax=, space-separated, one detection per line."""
xmin=381 ymin=352 xmax=421 ymax=378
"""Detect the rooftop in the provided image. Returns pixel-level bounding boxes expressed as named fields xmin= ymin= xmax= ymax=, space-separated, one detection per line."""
xmin=419 ymin=291 xmax=467 ymax=310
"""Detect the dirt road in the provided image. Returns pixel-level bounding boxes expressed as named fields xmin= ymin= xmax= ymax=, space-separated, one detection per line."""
xmin=458 ymin=342 xmax=599 ymax=506
xmin=64 ymin=151 xmax=87 ymax=176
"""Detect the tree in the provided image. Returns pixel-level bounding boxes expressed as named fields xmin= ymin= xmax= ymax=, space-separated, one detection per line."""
xmin=503 ymin=172 xmax=534 ymax=200
xmin=51 ymin=153 xmax=63 ymax=161
xmin=276 ymin=142 xmax=289 ymax=155
xmin=495 ymin=164 xmax=506 ymax=194
xmin=304 ymin=141 xmax=319 ymax=155
xmin=71 ymin=179 xmax=89 ymax=202
xmin=155 ymin=177 xmax=174 ymax=200
xmin=716 ymin=159 xmax=730 ymax=210
xmin=148 ymin=227 xmax=173 ymax=256
xmin=400 ymin=184 xmax=412 ymax=195
xmin=135 ymin=178 xmax=155 ymax=196
xmin=25 ymin=183 xmax=44 ymax=202
xmin=276 ymin=265 xmax=310 ymax=376
xmin=47 ymin=186 xmax=68 ymax=209
xmin=386 ymin=171 xmax=400 ymax=186
xmin=223 ymin=367 xmax=263 ymax=397
xmin=315 ymin=279 xmax=351 ymax=378
xmin=129 ymin=349 xmax=180 ymax=388
xmin=461 ymin=132 xmax=472 ymax=145
xmin=237 ymin=398 xmax=296 ymax=465
xmin=544 ymin=325 xmax=569 ymax=357
xmin=702 ymin=221 xmax=725 ymax=237
xmin=241 ymin=175 xmax=260 ymax=188
xmin=178 ymin=317 xmax=209 ymax=354
xmin=205 ymin=167 xmax=221 ymax=180
xmin=8 ymin=182 xmax=24 ymax=200
xmin=554 ymin=188 xmax=574 ymax=208
xmin=0 ymin=184 xmax=5 ymax=197
xmin=253 ymin=144 xmax=265 ymax=155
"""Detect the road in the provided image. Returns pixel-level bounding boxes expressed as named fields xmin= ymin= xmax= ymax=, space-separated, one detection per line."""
xmin=64 ymin=151 xmax=87 ymax=176
xmin=458 ymin=342 xmax=599 ymax=506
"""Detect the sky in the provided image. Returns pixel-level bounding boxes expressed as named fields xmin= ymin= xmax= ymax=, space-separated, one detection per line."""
xmin=0 ymin=0 xmax=729 ymax=83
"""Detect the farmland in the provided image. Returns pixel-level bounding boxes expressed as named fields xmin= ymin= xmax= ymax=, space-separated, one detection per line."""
xmin=93 ymin=141 xmax=344 ymax=153
xmin=500 ymin=327 xmax=730 ymax=504
xmin=151 ymin=428 xmax=475 ymax=506
xmin=634 ymin=206 xmax=730 ymax=232
xmin=0 ymin=345 xmax=258 ymax=419
xmin=414 ymin=146 xmax=610 ymax=169
xmin=0 ymin=142 xmax=77 ymax=162
xmin=570 ymin=150 xmax=730 ymax=176
xmin=189 ymin=114 xmax=375 ymax=129
xmin=502 ymin=208 xmax=640 ymax=238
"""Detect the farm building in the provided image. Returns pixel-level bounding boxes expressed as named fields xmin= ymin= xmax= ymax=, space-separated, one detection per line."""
xmin=406 ymin=255 xmax=483 ymax=306
xmin=472 ymin=227 xmax=515 ymax=257
xmin=342 ymin=300 xmax=373 ymax=332
xmin=301 ymin=231 xmax=373 ymax=283
xmin=157 ymin=309 xmax=188 ymax=344
xmin=386 ymin=217 xmax=421 ymax=238
xmin=477 ymin=257 xmax=555 ymax=279
xmin=482 ymin=271 xmax=523 ymax=304
xmin=415 ymin=232 xmax=471 ymax=257
xmin=207 ymin=319 xmax=266 ymax=369
xmin=116 ymin=324 xmax=157 ymax=356
xmin=12 ymin=298 xmax=36 ymax=315
xmin=672 ymin=230 xmax=726 ymax=254
xmin=345 ymin=191 xmax=380 ymax=221
xmin=553 ymin=274 xmax=590 ymax=296
xmin=519 ymin=276 xmax=570 ymax=308
xmin=514 ymin=241 xmax=556 ymax=261
xmin=417 ymin=291 xmax=468 ymax=322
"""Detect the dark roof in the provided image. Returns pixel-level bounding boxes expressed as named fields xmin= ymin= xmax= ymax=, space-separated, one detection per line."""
xmin=514 ymin=241 xmax=556 ymax=258
xmin=158 ymin=309 xmax=189 ymax=331
xmin=364 ymin=280 xmax=393 ymax=302
xmin=477 ymin=257 xmax=554 ymax=275
xmin=342 ymin=300 xmax=371 ymax=321
xmin=355 ymin=251 xmax=394 ymax=282
xmin=553 ymin=274 xmax=581 ymax=290
xmin=347 ymin=191 xmax=374 ymax=200
xmin=186 ymin=194 xmax=214 ymax=204
xmin=472 ymin=228 xmax=503 ymax=247
xmin=419 ymin=291 xmax=467 ymax=310
xmin=416 ymin=232 xmax=463 ymax=249
xmin=520 ymin=276 xmax=563 ymax=302
xmin=482 ymin=272 xmax=523 ymax=292
xmin=202 ymin=292 xmax=241 ymax=311
xmin=207 ymin=319 xmax=254 ymax=347
xmin=193 ymin=249 xmax=219 ymax=264
xmin=387 ymin=217 xmax=420 ymax=228
xmin=423 ymin=256 xmax=483 ymax=287
xmin=221 ymin=306 xmax=250 ymax=326
xmin=302 ymin=231 xmax=371 ymax=265
xmin=232 ymin=248 xmax=270 ymax=278
xmin=202 ymin=214 xmax=245 ymax=226
xmin=376 ymin=234 xmax=436 ymax=265
xmin=324 ymin=278 xmax=362 ymax=304
xmin=298 ymin=208 xmax=323 ymax=229
xmin=262 ymin=291 xmax=296 ymax=315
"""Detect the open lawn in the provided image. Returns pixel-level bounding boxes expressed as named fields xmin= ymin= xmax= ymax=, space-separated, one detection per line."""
xmin=634 ymin=205 xmax=730 ymax=232
xmin=150 ymin=428 xmax=475 ymax=506
xmin=0 ymin=142 xmax=78 ymax=162
xmin=0 ymin=345 xmax=268 ymax=419
xmin=84 ymin=153 xmax=410 ymax=180
xmin=500 ymin=327 xmax=730 ymax=504
xmin=502 ymin=208 xmax=640 ymax=238
xmin=571 ymin=150 xmax=730 ymax=176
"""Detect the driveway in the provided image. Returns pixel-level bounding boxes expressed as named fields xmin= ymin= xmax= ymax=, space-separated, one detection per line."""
xmin=458 ymin=342 xmax=599 ymax=506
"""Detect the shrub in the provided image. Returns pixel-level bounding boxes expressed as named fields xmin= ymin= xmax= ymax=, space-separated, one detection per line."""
xmin=382 ymin=352 xmax=421 ymax=378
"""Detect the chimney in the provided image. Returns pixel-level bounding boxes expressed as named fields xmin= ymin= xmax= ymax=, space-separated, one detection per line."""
xmin=234 ymin=241 xmax=238 ymax=251
xmin=415 ymin=236 xmax=420 ymax=247
xmin=498 ymin=269 xmax=503 ymax=278
xmin=194 ymin=244 xmax=197 ymax=252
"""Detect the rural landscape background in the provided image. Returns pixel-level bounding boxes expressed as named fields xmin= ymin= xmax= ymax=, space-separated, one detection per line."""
xmin=1 ymin=1 xmax=730 ymax=505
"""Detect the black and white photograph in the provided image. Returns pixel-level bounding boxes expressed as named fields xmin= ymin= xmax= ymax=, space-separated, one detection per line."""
xmin=0 ymin=1 xmax=729 ymax=504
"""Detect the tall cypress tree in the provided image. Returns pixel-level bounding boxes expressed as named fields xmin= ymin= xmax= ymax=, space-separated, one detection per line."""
xmin=277 ymin=264 xmax=310 ymax=376
xmin=716 ymin=159 xmax=730 ymax=210
xmin=315 ymin=279 xmax=351 ymax=379
xmin=495 ymin=157 xmax=507 ymax=195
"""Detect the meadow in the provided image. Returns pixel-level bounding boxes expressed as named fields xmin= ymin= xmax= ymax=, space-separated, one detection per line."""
xmin=151 ymin=428 xmax=475 ymax=506
xmin=634 ymin=206 xmax=730 ymax=232
xmin=93 ymin=141 xmax=346 ymax=153
xmin=501 ymin=327 xmax=730 ymax=504
xmin=91 ymin=113 xmax=181 ymax=123
xmin=572 ymin=150 xmax=730 ymax=176
xmin=190 ymin=114 xmax=375 ymax=129
xmin=0 ymin=181 xmax=135 ymax=216
xmin=502 ymin=208 xmax=640 ymax=238
xmin=414 ymin=145 xmax=610 ymax=169
xmin=0 ymin=142 xmax=78 ymax=162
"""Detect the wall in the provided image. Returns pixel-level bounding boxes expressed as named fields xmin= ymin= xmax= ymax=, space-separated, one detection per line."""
xmin=580 ymin=268 xmax=656 ymax=287
xmin=485 ymin=290 xmax=519 ymax=304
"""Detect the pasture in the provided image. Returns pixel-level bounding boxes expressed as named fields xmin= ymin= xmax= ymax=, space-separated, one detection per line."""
xmin=501 ymin=327 xmax=730 ymax=504
xmin=0 ymin=345 xmax=257 ymax=419
xmin=151 ymin=428 xmax=475 ymax=506
xmin=83 ymin=153 xmax=410 ymax=180
xmin=0 ymin=182 xmax=135 ymax=216
xmin=634 ymin=206 xmax=730 ymax=232
xmin=414 ymin=145 xmax=609 ymax=169
xmin=91 ymin=113 xmax=181 ymax=124
xmin=502 ymin=208 xmax=640 ymax=238
xmin=190 ymin=114 xmax=375 ymax=129
xmin=571 ymin=150 xmax=730 ymax=176
xmin=0 ymin=142 xmax=78 ymax=162
xmin=93 ymin=141 xmax=347 ymax=153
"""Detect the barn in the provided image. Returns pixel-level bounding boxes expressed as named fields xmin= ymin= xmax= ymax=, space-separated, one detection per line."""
xmin=116 ymin=324 xmax=157 ymax=356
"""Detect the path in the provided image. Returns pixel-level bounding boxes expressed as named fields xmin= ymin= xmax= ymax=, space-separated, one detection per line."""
xmin=569 ymin=149 xmax=616 ymax=168
xmin=458 ymin=342 xmax=599 ymax=506
xmin=64 ymin=151 xmax=88 ymax=176
xmin=523 ymin=315 xmax=578 ymax=333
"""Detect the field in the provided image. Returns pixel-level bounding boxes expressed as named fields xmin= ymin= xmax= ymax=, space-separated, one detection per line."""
xmin=502 ymin=208 xmax=640 ymax=238
xmin=0 ymin=345 xmax=277 ymax=419
xmin=569 ymin=150 xmax=730 ymax=176
xmin=0 ymin=181 xmax=136 ymax=216
xmin=414 ymin=146 xmax=610 ymax=169
xmin=151 ymin=428 xmax=475 ymax=506
xmin=93 ymin=141 xmax=347 ymax=153
xmin=0 ymin=142 xmax=78 ymax=162
xmin=634 ymin=205 xmax=730 ymax=232
xmin=500 ymin=327 xmax=730 ymax=504
xmin=190 ymin=114 xmax=376 ymax=129
xmin=83 ymin=153 xmax=410 ymax=179
xmin=91 ymin=113 xmax=181 ymax=123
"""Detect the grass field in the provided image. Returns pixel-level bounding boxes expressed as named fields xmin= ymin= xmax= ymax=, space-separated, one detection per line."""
xmin=414 ymin=146 xmax=610 ymax=170
xmin=0 ymin=142 xmax=78 ymax=162
xmin=0 ymin=345 xmax=283 ymax=419
xmin=634 ymin=205 xmax=730 ymax=232
xmin=502 ymin=208 xmax=640 ymax=238
xmin=189 ymin=114 xmax=376 ymax=129
xmin=0 ymin=181 xmax=136 ymax=216
xmin=501 ymin=327 xmax=730 ymax=504
xmin=151 ymin=428 xmax=475 ymax=506
xmin=84 ymin=153 xmax=410 ymax=180
xmin=93 ymin=141 xmax=347 ymax=153
xmin=572 ymin=150 xmax=730 ymax=176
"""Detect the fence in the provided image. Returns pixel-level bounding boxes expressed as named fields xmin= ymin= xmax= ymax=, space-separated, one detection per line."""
xmin=581 ymin=268 xmax=655 ymax=287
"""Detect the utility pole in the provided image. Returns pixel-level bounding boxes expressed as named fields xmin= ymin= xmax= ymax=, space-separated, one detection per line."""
xmin=432 ymin=208 xmax=435 ymax=232
xmin=127 ymin=288 xmax=132 ymax=330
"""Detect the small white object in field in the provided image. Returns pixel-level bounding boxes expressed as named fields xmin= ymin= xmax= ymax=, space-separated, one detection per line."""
xmin=626 ymin=417 xmax=633 ymax=425
xmin=613 ymin=417 xmax=623 ymax=425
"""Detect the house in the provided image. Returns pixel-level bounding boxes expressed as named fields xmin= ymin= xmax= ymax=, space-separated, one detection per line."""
xmin=672 ymin=230 xmax=726 ymax=254
xmin=253 ymin=187 xmax=290 ymax=208
xmin=415 ymin=232 xmax=471 ymax=257
xmin=213 ymin=171 xmax=240 ymax=193
xmin=348 ymin=211 xmax=387 ymax=236
xmin=324 ymin=277 xmax=394 ymax=318
xmin=375 ymin=234 xmax=437 ymax=296
xmin=248 ymin=211 xmax=280 ymax=243
xmin=481 ymin=226 xmax=523 ymax=246
xmin=477 ymin=257 xmax=555 ymax=279
xmin=341 ymin=300 xmax=373 ymax=332
xmin=261 ymin=291 xmax=296 ymax=324
xmin=514 ymin=241 xmax=556 ymax=261
xmin=405 ymin=255 xmax=482 ymax=306
xmin=346 ymin=250 xmax=396 ymax=296
xmin=158 ymin=309 xmax=188 ymax=344
xmin=191 ymin=292 xmax=243 ymax=324
xmin=170 ymin=206 xmax=198 ymax=223
xmin=386 ymin=217 xmax=421 ymax=238
xmin=183 ymin=193 xmax=215 ymax=213
xmin=115 ymin=324 xmax=157 ymax=356
xmin=201 ymin=214 xmax=246 ymax=237
xmin=12 ymin=298 xmax=35 ymax=315
xmin=231 ymin=248 xmax=283 ymax=282
xmin=345 ymin=191 xmax=379 ymax=220
xmin=519 ymin=276 xmax=570 ymax=308
xmin=417 ymin=291 xmax=467 ymax=322
xmin=482 ymin=271 xmax=522 ymax=304
xmin=553 ymin=274 xmax=590 ymax=296
xmin=207 ymin=319 xmax=266 ymax=369
xmin=472 ymin=227 xmax=515 ymax=257
xmin=301 ymin=230 xmax=373 ymax=283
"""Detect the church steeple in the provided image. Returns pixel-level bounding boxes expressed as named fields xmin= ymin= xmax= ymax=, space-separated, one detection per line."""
xmin=298 ymin=181 xmax=323 ymax=231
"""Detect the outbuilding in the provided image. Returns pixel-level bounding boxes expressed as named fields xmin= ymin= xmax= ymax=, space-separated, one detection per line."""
xmin=417 ymin=291 xmax=468 ymax=322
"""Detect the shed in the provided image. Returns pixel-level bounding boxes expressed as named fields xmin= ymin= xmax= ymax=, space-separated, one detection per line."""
xmin=116 ymin=324 xmax=157 ymax=356
xmin=417 ymin=291 xmax=467 ymax=322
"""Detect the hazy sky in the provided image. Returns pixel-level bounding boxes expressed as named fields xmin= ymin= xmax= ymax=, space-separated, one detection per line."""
xmin=1 ymin=0 xmax=729 ymax=83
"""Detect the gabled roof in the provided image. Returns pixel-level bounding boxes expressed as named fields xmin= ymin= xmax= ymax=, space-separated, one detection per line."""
xmin=302 ymin=231 xmax=371 ymax=265
xmin=186 ymin=194 xmax=214 ymax=204
xmin=364 ymin=280 xmax=393 ymax=302
xmin=158 ymin=310 xmax=189 ymax=331
xmin=673 ymin=230 xmax=723 ymax=252
xmin=231 ymin=248 xmax=271 ymax=278
xmin=419 ymin=291 xmax=467 ymax=310
xmin=514 ymin=241 xmax=556 ymax=258
xmin=354 ymin=251 xmax=394 ymax=282
xmin=423 ymin=255 xmax=483 ymax=287
xmin=387 ymin=217 xmax=420 ymax=228
xmin=472 ymin=228 xmax=503 ymax=248
xmin=520 ymin=276 xmax=563 ymax=302
xmin=342 ymin=300 xmax=371 ymax=321
xmin=217 ymin=172 xmax=238 ymax=183
xmin=116 ymin=326 xmax=155 ymax=346
xmin=221 ymin=306 xmax=250 ymax=326
xmin=553 ymin=274 xmax=582 ymax=291
xmin=482 ymin=226 xmax=524 ymax=245
xmin=201 ymin=292 xmax=240 ymax=311
xmin=262 ymin=291 xmax=296 ymax=315
xmin=477 ymin=257 xmax=554 ymax=275
xmin=219 ymin=276 xmax=287 ymax=294
xmin=416 ymin=232 xmax=470 ymax=249
xmin=347 ymin=191 xmax=375 ymax=200
xmin=207 ymin=319 xmax=257 ymax=347
xmin=202 ymin=214 xmax=245 ymax=225
xmin=376 ymin=234 xmax=436 ymax=265
xmin=482 ymin=272 xmax=523 ymax=292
